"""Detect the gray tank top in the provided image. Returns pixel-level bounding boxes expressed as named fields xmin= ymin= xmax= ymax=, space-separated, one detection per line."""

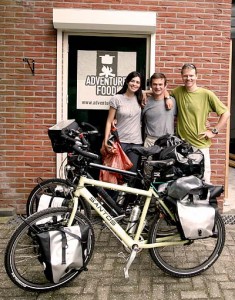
xmin=109 ymin=94 xmax=142 ymax=144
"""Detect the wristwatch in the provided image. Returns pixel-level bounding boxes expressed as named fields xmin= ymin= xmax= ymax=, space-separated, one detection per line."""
xmin=164 ymin=96 xmax=171 ymax=100
xmin=211 ymin=128 xmax=219 ymax=135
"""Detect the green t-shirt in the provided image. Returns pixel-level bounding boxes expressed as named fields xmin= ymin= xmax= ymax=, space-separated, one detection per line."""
xmin=171 ymin=86 xmax=227 ymax=148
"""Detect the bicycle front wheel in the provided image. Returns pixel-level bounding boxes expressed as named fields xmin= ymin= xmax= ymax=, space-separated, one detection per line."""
xmin=148 ymin=212 xmax=225 ymax=277
xmin=5 ymin=207 xmax=95 ymax=292
xmin=26 ymin=178 xmax=91 ymax=219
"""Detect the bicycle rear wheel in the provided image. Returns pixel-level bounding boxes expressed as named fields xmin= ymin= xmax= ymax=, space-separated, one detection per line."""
xmin=148 ymin=212 xmax=225 ymax=277
xmin=5 ymin=207 xmax=95 ymax=292
xmin=26 ymin=178 xmax=91 ymax=218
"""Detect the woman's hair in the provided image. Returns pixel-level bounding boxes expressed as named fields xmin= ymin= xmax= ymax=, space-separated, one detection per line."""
xmin=117 ymin=71 xmax=143 ymax=106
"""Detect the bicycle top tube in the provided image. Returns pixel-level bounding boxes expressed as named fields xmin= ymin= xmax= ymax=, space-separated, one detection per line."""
xmin=89 ymin=162 xmax=137 ymax=177
xmin=76 ymin=176 xmax=152 ymax=197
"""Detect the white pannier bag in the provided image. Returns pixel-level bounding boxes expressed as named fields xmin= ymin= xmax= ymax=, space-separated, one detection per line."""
xmin=36 ymin=225 xmax=90 ymax=283
xmin=37 ymin=194 xmax=65 ymax=211
xmin=177 ymin=201 xmax=215 ymax=240
xmin=36 ymin=195 xmax=65 ymax=225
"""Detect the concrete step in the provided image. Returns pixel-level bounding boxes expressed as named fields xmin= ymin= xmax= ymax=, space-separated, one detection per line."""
xmin=0 ymin=208 xmax=16 ymax=224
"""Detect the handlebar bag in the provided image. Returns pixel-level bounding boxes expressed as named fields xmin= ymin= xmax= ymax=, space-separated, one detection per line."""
xmin=48 ymin=120 xmax=80 ymax=153
xmin=177 ymin=201 xmax=215 ymax=240
xmin=36 ymin=225 xmax=90 ymax=283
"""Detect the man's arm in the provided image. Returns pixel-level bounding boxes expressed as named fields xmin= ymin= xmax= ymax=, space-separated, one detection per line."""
xmin=164 ymin=90 xmax=173 ymax=110
xmin=142 ymin=89 xmax=174 ymax=110
xmin=213 ymin=111 xmax=230 ymax=132
xmin=199 ymin=110 xmax=230 ymax=139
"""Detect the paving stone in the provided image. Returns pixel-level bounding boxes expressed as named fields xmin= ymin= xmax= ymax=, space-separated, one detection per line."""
xmin=181 ymin=290 xmax=208 ymax=299
xmin=207 ymin=282 xmax=222 ymax=298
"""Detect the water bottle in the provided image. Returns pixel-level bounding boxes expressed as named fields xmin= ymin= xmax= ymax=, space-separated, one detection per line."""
xmin=126 ymin=205 xmax=141 ymax=234
xmin=116 ymin=183 xmax=127 ymax=205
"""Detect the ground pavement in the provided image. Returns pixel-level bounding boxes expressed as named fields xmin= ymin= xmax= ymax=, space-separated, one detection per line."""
xmin=0 ymin=213 xmax=235 ymax=300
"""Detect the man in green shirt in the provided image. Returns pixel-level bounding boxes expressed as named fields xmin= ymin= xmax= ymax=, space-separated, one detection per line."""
xmin=171 ymin=63 xmax=230 ymax=183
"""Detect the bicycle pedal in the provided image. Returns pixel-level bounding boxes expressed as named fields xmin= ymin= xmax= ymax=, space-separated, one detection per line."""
xmin=113 ymin=214 xmax=125 ymax=222
xmin=100 ymin=223 xmax=108 ymax=231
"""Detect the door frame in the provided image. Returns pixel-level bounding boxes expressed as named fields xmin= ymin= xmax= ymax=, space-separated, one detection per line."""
xmin=54 ymin=11 xmax=156 ymax=176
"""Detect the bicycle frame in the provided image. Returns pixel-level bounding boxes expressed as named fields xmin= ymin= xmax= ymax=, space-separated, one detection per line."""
xmin=69 ymin=176 xmax=190 ymax=278
xmin=70 ymin=176 xmax=187 ymax=250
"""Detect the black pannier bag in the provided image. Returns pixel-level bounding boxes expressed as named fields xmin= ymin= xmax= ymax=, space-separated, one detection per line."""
xmin=167 ymin=175 xmax=203 ymax=200
xmin=36 ymin=225 xmax=91 ymax=283
xmin=155 ymin=134 xmax=204 ymax=179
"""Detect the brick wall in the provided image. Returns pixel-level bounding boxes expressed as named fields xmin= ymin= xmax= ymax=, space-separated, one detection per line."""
xmin=0 ymin=0 xmax=231 ymax=213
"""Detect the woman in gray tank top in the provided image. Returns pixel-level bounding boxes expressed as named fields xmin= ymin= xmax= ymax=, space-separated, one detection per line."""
xmin=104 ymin=71 xmax=143 ymax=172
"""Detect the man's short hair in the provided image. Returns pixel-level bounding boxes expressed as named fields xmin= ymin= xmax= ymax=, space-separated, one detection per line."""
xmin=181 ymin=63 xmax=197 ymax=75
xmin=150 ymin=73 xmax=167 ymax=86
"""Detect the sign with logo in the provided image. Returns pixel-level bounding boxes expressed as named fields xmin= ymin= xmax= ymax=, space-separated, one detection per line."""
xmin=77 ymin=50 xmax=136 ymax=110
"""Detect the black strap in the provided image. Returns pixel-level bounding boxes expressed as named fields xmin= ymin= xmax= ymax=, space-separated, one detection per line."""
xmin=49 ymin=196 xmax=54 ymax=207
xmin=60 ymin=228 xmax=82 ymax=242
xmin=59 ymin=227 xmax=83 ymax=265
xmin=60 ymin=231 xmax=67 ymax=265
xmin=59 ymin=227 xmax=90 ymax=267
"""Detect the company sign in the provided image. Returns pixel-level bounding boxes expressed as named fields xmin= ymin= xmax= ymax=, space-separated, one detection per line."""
xmin=77 ymin=50 xmax=136 ymax=110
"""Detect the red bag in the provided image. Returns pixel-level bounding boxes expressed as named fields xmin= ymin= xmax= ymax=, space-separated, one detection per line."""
xmin=99 ymin=141 xmax=133 ymax=184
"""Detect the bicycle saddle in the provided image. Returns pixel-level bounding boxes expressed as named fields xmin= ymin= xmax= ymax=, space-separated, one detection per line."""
xmin=129 ymin=145 xmax=162 ymax=157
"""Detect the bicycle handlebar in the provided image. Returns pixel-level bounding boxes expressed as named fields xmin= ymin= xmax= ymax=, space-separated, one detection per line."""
xmin=61 ymin=126 xmax=100 ymax=161
xmin=73 ymin=144 xmax=100 ymax=161
xmin=78 ymin=132 xmax=89 ymax=146
xmin=80 ymin=122 xmax=98 ymax=135
xmin=61 ymin=121 xmax=98 ymax=145
xmin=61 ymin=128 xmax=78 ymax=143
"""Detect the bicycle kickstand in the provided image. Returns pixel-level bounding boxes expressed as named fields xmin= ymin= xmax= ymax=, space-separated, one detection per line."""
xmin=123 ymin=244 xmax=139 ymax=279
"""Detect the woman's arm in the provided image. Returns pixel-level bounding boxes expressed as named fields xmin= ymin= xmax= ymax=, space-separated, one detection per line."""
xmin=104 ymin=107 xmax=117 ymax=152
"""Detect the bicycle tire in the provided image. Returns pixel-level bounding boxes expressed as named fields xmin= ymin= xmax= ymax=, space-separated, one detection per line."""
xmin=26 ymin=178 xmax=91 ymax=219
xmin=5 ymin=207 xmax=95 ymax=292
xmin=148 ymin=212 xmax=225 ymax=277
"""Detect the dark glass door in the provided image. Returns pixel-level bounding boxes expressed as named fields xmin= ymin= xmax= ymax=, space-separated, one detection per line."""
xmin=68 ymin=35 xmax=147 ymax=152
